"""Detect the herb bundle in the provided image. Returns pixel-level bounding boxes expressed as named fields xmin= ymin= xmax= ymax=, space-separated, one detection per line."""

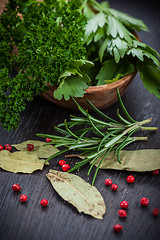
xmin=0 ymin=0 xmax=160 ymax=131
xmin=37 ymin=90 xmax=157 ymax=185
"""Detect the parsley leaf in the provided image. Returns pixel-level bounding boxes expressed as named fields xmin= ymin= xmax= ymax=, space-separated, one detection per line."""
xmin=107 ymin=15 xmax=132 ymax=44
xmin=0 ymin=69 xmax=48 ymax=131
xmin=54 ymin=73 xmax=91 ymax=101
xmin=85 ymin=12 xmax=106 ymax=39
xmin=137 ymin=60 xmax=160 ymax=99
xmin=109 ymin=8 xmax=148 ymax=32
xmin=96 ymin=58 xmax=135 ymax=85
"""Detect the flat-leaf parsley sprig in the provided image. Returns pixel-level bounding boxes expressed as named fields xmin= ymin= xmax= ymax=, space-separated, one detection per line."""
xmin=82 ymin=0 xmax=160 ymax=95
xmin=37 ymin=90 xmax=158 ymax=185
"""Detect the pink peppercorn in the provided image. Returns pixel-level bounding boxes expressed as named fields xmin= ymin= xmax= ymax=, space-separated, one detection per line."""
xmin=0 ymin=145 xmax=3 ymax=151
xmin=111 ymin=184 xmax=118 ymax=191
xmin=4 ymin=144 xmax=12 ymax=151
xmin=118 ymin=209 xmax=127 ymax=218
xmin=120 ymin=200 xmax=129 ymax=209
xmin=12 ymin=184 xmax=21 ymax=192
xmin=152 ymin=208 xmax=159 ymax=217
xmin=141 ymin=197 xmax=149 ymax=207
xmin=105 ymin=179 xmax=112 ymax=186
xmin=127 ymin=175 xmax=135 ymax=183
xmin=20 ymin=194 xmax=27 ymax=203
xmin=62 ymin=164 xmax=70 ymax=172
xmin=113 ymin=224 xmax=123 ymax=233
xmin=59 ymin=160 xmax=66 ymax=166
xmin=152 ymin=169 xmax=159 ymax=176
xmin=40 ymin=199 xmax=48 ymax=207
xmin=27 ymin=144 xmax=34 ymax=151
xmin=46 ymin=138 xmax=52 ymax=143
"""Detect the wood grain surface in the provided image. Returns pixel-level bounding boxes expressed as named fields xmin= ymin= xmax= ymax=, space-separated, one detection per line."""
xmin=0 ymin=1 xmax=160 ymax=240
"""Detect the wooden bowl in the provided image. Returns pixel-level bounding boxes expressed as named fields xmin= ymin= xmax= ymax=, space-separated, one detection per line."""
xmin=41 ymin=72 xmax=136 ymax=110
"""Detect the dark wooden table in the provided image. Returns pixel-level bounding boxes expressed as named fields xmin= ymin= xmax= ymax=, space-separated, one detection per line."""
xmin=0 ymin=0 xmax=160 ymax=239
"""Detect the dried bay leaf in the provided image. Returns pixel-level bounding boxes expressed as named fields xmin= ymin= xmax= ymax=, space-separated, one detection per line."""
xmin=70 ymin=149 xmax=160 ymax=171
xmin=94 ymin=150 xmax=160 ymax=171
xmin=12 ymin=140 xmax=59 ymax=158
xmin=0 ymin=140 xmax=59 ymax=174
xmin=46 ymin=169 xmax=106 ymax=219
xmin=0 ymin=150 xmax=45 ymax=173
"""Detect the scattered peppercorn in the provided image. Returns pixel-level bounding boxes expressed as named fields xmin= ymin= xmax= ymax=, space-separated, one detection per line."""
xmin=20 ymin=194 xmax=27 ymax=203
xmin=40 ymin=199 xmax=48 ymax=207
xmin=59 ymin=160 xmax=66 ymax=166
xmin=105 ymin=178 xmax=112 ymax=186
xmin=27 ymin=144 xmax=34 ymax=151
xmin=152 ymin=208 xmax=159 ymax=217
xmin=120 ymin=200 xmax=129 ymax=209
xmin=127 ymin=175 xmax=135 ymax=183
xmin=12 ymin=184 xmax=21 ymax=192
xmin=113 ymin=224 xmax=123 ymax=233
xmin=46 ymin=138 xmax=52 ymax=143
xmin=118 ymin=209 xmax=127 ymax=217
xmin=62 ymin=164 xmax=70 ymax=172
xmin=140 ymin=197 xmax=149 ymax=206
xmin=152 ymin=169 xmax=159 ymax=176
xmin=4 ymin=144 xmax=12 ymax=151
xmin=111 ymin=184 xmax=118 ymax=191
xmin=0 ymin=145 xmax=3 ymax=151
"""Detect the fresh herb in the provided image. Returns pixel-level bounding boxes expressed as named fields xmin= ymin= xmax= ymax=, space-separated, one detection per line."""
xmin=0 ymin=0 xmax=87 ymax=130
xmin=37 ymin=90 xmax=158 ymax=185
xmin=0 ymin=0 xmax=160 ymax=131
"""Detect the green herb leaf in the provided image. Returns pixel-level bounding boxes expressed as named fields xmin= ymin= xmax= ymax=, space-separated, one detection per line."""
xmin=98 ymin=39 xmax=110 ymax=62
xmin=137 ymin=60 xmax=160 ymax=99
xmin=69 ymin=59 xmax=94 ymax=71
xmin=127 ymin=48 xmax=144 ymax=61
xmin=96 ymin=59 xmax=135 ymax=85
xmin=54 ymin=73 xmax=91 ymax=101
xmin=107 ymin=16 xmax=132 ymax=44
xmin=117 ymin=89 xmax=137 ymax=123
xmin=100 ymin=1 xmax=109 ymax=10
xmin=109 ymin=8 xmax=148 ymax=32
xmin=85 ymin=12 xmax=106 ymax=38
xmin=94 ymin=27 xmax=105 ymax=42
xmin=83 ymin=4 xmax=95 ymax=19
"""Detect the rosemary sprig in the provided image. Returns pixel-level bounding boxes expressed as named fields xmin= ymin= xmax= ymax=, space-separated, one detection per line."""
xmin=37 ymin=90 xmax=158 ymax=185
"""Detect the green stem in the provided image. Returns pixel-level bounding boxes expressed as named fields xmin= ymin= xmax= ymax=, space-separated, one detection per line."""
xmin=79 ymin=0 xmax=88 ymax=12
xmin=138 ymin=118 xmax=152 ymax=126
xmin=141 ymin=126 xmax=158 ymax=131
xmin=131 ymin=137 xmax=148 ymax=141
xmin=137 ymin=118 xmax=158 ymax=131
